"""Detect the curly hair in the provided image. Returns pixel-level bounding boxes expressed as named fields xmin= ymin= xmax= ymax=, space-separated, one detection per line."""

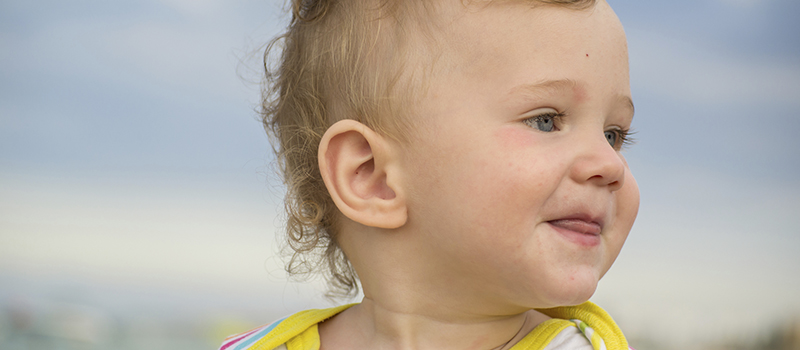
xmin=262 ymin=0 xmax=597 ymax=298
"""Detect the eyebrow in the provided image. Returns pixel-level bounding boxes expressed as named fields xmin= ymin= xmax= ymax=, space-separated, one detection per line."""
xmin=510 ymin=79 xmax=635 ymax=118
xmin=509 ymin=79 xmax=578 ymax=98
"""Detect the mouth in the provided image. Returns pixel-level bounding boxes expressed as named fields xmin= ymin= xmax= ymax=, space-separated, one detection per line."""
xmin=546 ymin=215 xmax=603 ymax=247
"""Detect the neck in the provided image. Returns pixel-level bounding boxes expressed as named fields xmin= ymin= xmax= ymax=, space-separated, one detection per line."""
xmin=319 ymin=297 xmax=548 ymax=350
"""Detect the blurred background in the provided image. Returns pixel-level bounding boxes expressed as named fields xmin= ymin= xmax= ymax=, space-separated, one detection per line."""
xmin=1 ymin=0 xmax=798 ymax=349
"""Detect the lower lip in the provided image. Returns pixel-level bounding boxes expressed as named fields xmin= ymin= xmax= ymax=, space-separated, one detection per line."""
xmin=547 ymin=222 xmax=602 ymax=247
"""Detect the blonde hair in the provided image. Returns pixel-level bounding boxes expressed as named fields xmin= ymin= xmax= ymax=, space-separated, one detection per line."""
xmin=262 ymin=0 xmax=596 ymax=298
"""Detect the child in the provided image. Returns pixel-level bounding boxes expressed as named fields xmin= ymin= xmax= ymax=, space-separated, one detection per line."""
xmin=222 ymin=0 xmax=639 ymax=348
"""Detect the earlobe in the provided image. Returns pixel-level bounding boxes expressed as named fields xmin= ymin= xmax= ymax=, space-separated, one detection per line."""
xmin=318 ymin=120 xmax=407 ymax=229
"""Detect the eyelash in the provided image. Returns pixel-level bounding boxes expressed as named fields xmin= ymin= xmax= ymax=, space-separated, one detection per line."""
xmin=605 ymin=127 xmax=636 ymax=150
xmin=523 ymin=111 xmax=636 ymax=150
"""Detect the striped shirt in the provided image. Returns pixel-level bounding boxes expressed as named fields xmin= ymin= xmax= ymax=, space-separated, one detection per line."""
xmin=220 ymin=301 xmax=634 ymax=350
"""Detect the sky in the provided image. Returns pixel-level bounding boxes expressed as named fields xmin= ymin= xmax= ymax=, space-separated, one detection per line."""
xmin=1 ymin=0 xmax=799 ymax=348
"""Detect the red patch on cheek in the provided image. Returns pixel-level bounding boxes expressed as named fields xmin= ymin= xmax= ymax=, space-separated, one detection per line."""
xmin=493 ymin=127 xmax=540 ymax=177
xmin=496 ymin=127 xmax=533 ymax=149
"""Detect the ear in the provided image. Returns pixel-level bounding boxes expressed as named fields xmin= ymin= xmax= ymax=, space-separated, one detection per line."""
xmin=318 ymin=120 xmax=407 ymax=229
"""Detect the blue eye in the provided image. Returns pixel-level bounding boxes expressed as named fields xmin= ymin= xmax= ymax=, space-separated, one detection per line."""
xmin=604 ymin=128 xmax=635 ymax=150
xmin=524 ymin=112 xmax=561 ymax=132
xmin=605 ymin=130 xmax=618 ymax=148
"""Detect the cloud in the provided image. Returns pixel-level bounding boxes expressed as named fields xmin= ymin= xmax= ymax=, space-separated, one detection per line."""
xmin=713 ymin=0 xmax=766 ymax=9
xmin=95 ymin=21 xmax=244 ymax=98
xmin=157 ymin=0 xmax=224 ymax=17
xmin=0 ymin=172 xmax=283 ymax=291
xmin=0 ymin=1 xmax=278 ymax=106
xmin=628 ymin=29 xmax=800 ymax=107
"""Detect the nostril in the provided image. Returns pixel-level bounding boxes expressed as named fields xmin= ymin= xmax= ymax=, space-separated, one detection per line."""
xmin=588 ymin=172 xmax=623 ymax=188
xmin=608 ymin=179 xmax=623 ymax=191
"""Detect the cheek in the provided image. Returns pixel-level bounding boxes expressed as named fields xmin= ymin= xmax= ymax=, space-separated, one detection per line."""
xmin=496 ymin=126 xmax=533 ymax=148
xmin=602 ymin=169 xmax=640 ymax=275
xmin=492 ymin=127 xmax=568 ymax=188
xmin=491 ymin=127 xmax=544 ymax=174
xmin=618 ymin=169 xmax=640 ymax=232
xmin=465 ymin=128 xmax=560 ymax=227
xmin=483 ymin=127 xmax=546 ymax=192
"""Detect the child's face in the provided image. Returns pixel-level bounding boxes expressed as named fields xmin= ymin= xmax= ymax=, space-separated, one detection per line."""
xmin=397 ymin=0 xmax=639 ymax=309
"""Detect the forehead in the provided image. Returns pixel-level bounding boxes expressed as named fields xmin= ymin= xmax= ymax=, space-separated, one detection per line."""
xmin=428 ymin=1 xmax=627 ymax=91
xmin=439 ymin=0 xmax=623 ymax=62
xmin=400 ymin=0 xmax=631 ymax=128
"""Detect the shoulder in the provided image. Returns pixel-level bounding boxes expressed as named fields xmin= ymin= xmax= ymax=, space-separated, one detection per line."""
xmin=514 ymin=301 xmax=633 ymax=350
xmin=218 ymin=304 xmax=355 ymax=350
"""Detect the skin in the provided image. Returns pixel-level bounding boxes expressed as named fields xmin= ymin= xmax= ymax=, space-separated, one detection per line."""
xmin=317 ymin=1 xmax=639 ymax=349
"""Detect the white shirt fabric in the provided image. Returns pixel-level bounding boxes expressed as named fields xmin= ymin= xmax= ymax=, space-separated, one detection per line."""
xmin=542 ymin=325 xmax=595 ymax=350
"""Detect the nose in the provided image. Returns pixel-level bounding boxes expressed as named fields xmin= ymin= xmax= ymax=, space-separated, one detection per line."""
xmin=570 ymin=134 xmax=626 ymax=191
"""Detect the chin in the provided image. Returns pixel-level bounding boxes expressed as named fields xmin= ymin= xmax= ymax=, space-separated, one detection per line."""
xmin=540 ymin=272 xmax=600 ymax=308
xmin=563 ymin=286 xmax=597 ymax=306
